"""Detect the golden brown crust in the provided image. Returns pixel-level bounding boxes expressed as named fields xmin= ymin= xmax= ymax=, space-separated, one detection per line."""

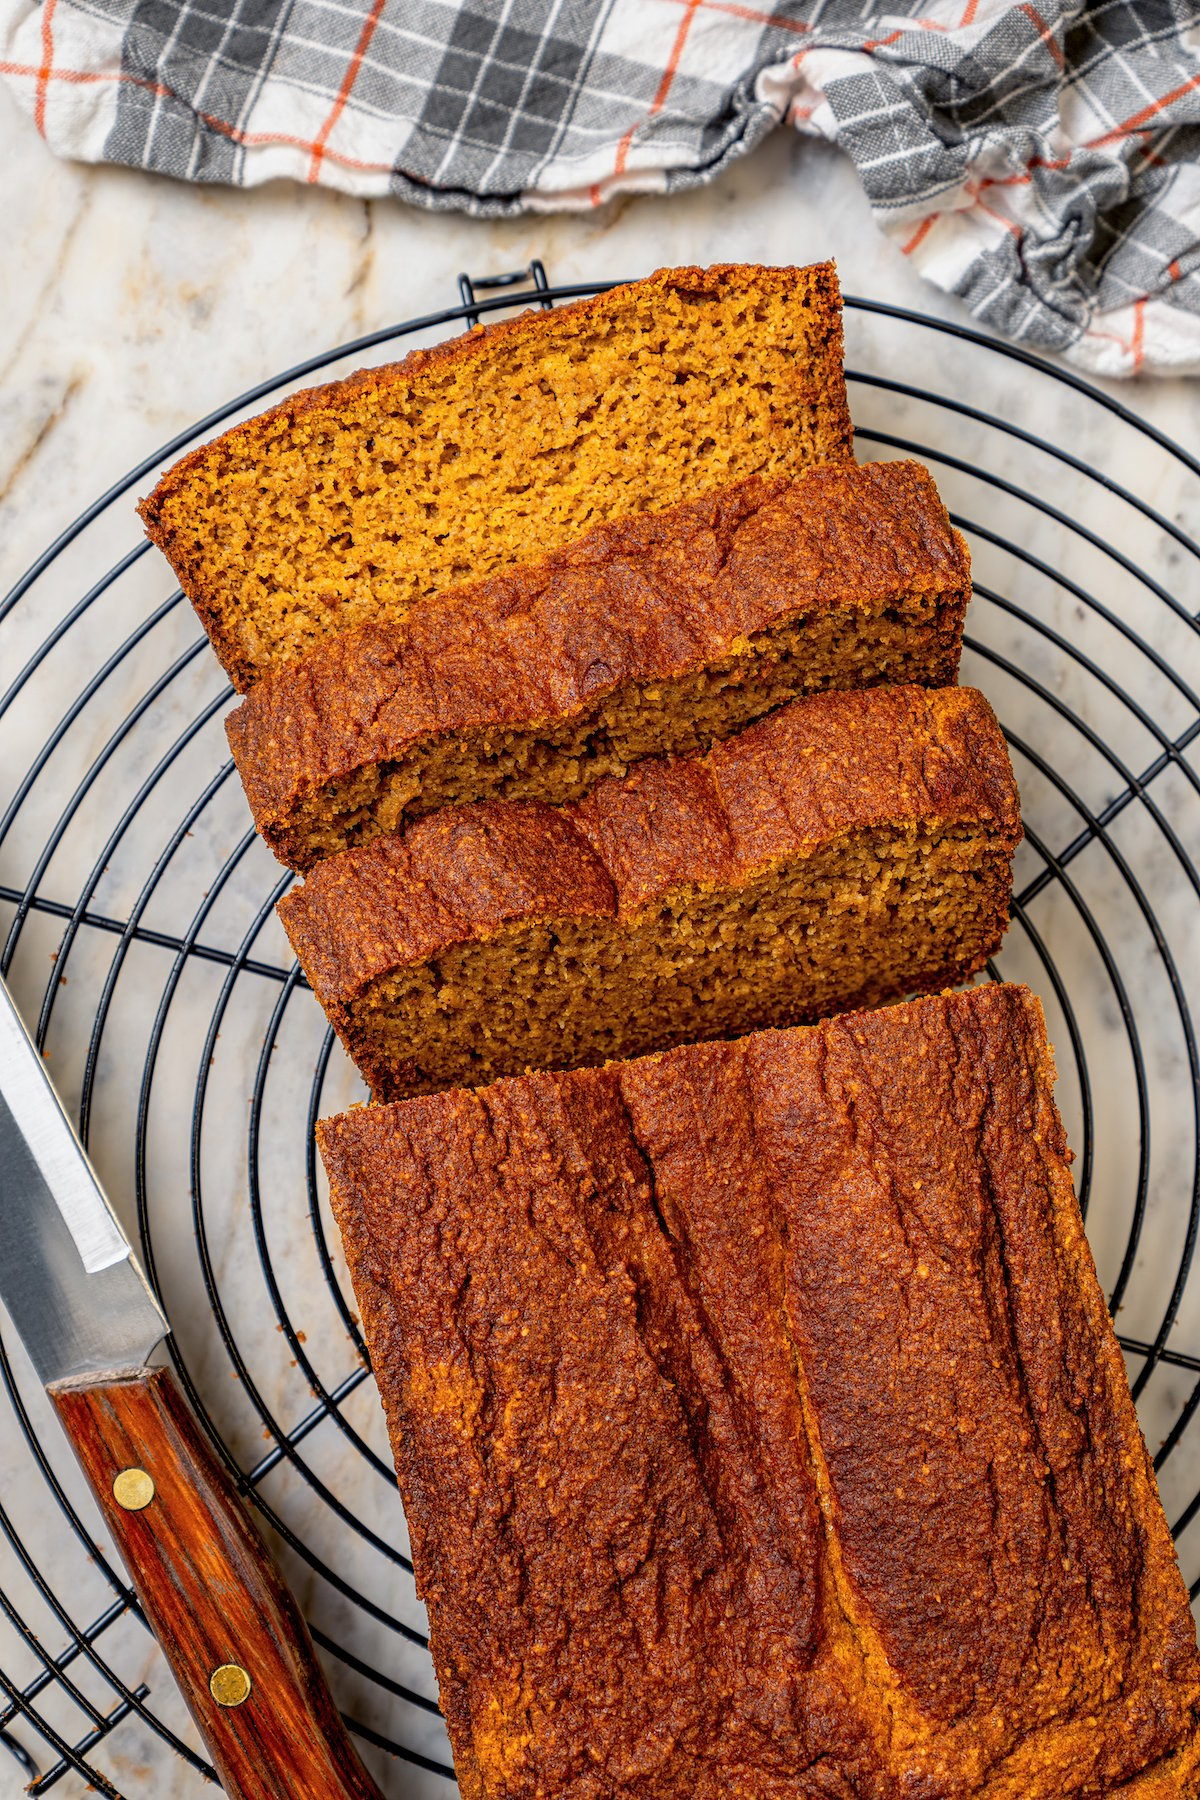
xmin=317 ymin=984 xmax=1200 ymax=1797
xmin=227 ymin=459 xmax=970 ymax=869
xmin=138 ymin=263 xmax=855 ymax=691
xmin=278 ymin=684 xmax=1019 ymax=1013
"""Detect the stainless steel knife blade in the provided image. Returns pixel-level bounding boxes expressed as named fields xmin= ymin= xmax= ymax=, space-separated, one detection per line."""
xmin=0 ymin=975 xmax=166 ymax=1385
xmin=0 ymin=976 xmax=387 ymax=1798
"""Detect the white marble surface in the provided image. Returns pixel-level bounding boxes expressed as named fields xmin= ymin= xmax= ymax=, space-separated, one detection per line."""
xmin=2 ymin=84 xmax=1200 ymax=1800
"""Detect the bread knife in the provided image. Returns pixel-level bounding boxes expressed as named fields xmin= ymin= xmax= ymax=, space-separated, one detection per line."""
xmin=0 ymin=974 xmax=386 ymax=1800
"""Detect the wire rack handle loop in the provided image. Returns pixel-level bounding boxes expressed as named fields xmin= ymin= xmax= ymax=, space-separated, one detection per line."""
xmin=456 ymin=260 xmax=551 ymax=328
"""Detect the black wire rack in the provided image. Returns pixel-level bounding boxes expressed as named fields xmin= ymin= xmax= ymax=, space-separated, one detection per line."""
xmin=0 ymin=261 xmax=1198 ymax=1797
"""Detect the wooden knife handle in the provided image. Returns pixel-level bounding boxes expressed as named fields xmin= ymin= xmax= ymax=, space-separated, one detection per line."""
xmin=51 ymin=1366 xmax=387 ymax=1800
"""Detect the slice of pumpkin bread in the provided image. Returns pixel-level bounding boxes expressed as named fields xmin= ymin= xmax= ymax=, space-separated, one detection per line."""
xmin=230 ymin=459 xmax=970 ymax=872
xmin=139 ymin=263 xmax=854 ymax=691
xmin=317 ymin=984 xmax=1200 ymax=1799
xmin=279 ymin=685 xmax=1021 ymax=1101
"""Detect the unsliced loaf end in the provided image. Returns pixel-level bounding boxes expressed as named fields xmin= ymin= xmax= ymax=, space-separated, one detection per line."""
xmin=230 ymin=459 xmax=970 ymax=871
xmin=280 ymin=685 xmax=1021 ymax=1101
xmin=140 ymin=263 xmax=854 ymax=691
xmin=317 ymin=984 xmax=1200 ymax=1798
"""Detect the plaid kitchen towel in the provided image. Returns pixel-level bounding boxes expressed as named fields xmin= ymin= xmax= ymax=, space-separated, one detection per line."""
xmin=3 ymin=1 xmax=1199 ymax=376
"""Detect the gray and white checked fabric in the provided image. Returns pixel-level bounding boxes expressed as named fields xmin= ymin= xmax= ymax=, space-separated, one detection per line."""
xmin=3 ymin=0 xmax=1199 ymax=374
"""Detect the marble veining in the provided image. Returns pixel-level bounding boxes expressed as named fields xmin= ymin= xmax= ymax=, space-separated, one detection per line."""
xmin=1 ymin=85 xmax=1199 ymax=1800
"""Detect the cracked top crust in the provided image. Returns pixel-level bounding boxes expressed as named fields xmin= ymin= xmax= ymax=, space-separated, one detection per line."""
xmin=279 ymin=683 xmax=1019 ymax=1012
xmin=226 ymin=458 xmax=969 ymax=843
xmin=319 ymin=985 xmax=1200 ymax=1799
xmin=139 ymin=262 xmax=855 ymax=691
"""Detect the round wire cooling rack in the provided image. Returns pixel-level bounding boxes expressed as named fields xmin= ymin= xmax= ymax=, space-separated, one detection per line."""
xmin=0 ymin=261 xmax=1199 ymax=1797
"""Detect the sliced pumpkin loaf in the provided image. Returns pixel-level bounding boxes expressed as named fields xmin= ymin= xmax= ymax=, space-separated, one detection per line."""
xmin=317 ymin=984 xmax=1200 ymax=1799
xmin=279 ymin=685 xmax=1021 ymax=1101
xmin=230 ymin=459 xmax=970 ymax=872
xmin=139 ymin=263 xmax=854 ymax=691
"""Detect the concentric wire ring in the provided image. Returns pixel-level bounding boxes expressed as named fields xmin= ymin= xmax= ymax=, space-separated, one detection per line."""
xmin=0 ymin=270 xmax=1197 ymax=1795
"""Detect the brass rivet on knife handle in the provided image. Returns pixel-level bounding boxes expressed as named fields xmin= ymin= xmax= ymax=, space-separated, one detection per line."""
xmin=112 ymin=1466 xmax=155 ymax=1511
xmin=209 ymin=1663 xmax=252 ymax=1708
xmin=6 ymin=922 xmax=388 ymax=1800
xmin=52 ymin=1368 xmax=387 ymax=1795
